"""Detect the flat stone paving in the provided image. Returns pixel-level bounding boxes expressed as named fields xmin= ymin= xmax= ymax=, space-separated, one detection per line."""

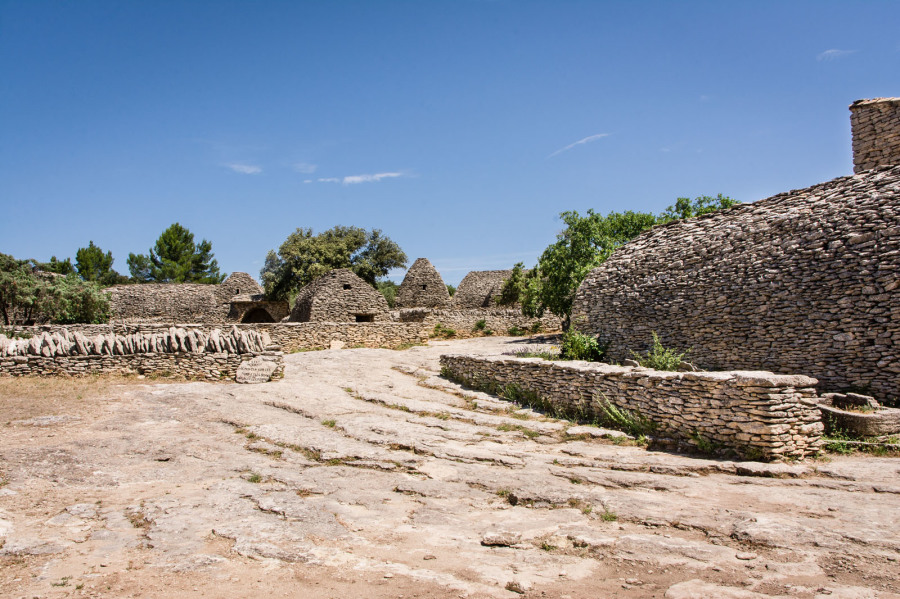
xmin=1 ymin=337 xmax=899 ymax=598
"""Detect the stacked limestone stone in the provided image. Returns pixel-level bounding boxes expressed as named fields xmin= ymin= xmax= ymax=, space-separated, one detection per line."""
xmin=851 ymin=97 xmax=900 ymax=173
xmin=395 ymin=258 xmax=451 ymax=308
xmin=451 ymin=270 xmax=513 ymax=308
xmin=570 ymin=165 xmax=900 ymax=403
xmin=290 ymin=269 xmax=390 ymax=322
xmin=0 ymin=326 xmax=282 ymax=380
xmin=440 ymin=354 xmax=824 ymax=460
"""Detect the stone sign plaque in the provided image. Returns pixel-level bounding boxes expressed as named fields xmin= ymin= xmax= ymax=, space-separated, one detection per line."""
xmin=236 ymin=358 xmax=277 ymax=384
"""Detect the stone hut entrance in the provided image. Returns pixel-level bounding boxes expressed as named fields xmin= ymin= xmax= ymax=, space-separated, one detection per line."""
xmin=241 ymin=307 xmax=276 ymax=323
xmin=289 ymin=269 xmax=390 ymax=323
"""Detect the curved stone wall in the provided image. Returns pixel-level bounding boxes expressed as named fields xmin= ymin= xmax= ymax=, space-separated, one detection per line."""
xmin=571 ymin=165 xmax=900 ymax=403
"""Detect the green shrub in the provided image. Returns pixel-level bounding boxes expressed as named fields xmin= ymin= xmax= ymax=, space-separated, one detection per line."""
xmin=631 ymin=332 xmax=688 ymax=371
xmin=560 ymin=329 xmax=606 ymax=362
xmin=507 ymin=326 xmax=526 ymax=336
xmin=474 ymin=319 xmax=487 ymax=331
xmin=595 ymin=393 xmax=657 ymax=437
xmin=431 ymin=323 xmax=456 ymax=339
xmin=530 ymin=321 xmax=543 ymax=334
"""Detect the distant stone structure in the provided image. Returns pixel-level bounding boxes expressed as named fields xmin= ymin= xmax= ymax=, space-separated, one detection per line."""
xmin=108 ymin=272 xmax=288 ymax=324
xmin=395 ymin=258 xmax=451 ymax=308
xmin=451 ymin=270 xmax=512 ymax=309
xmin=290 ymin=269 xmax=390 ymax=323
xmin=850 ymin=97 xmax=900 ymax=172
xmin=572 ymin=99 xmax=900 ymax=403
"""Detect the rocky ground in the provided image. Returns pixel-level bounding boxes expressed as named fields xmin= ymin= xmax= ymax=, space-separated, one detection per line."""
xmin=1 ymin=336 xmax=899 ymax=598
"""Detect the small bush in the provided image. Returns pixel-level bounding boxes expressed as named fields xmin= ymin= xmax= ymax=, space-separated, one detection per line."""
xmin=595 ymin=393 xmax=657 ymax=437
xmin=321 ymin=419 xmax=336 ymax=428
xmin=507 ymin=326 xmax=526 ymax=336
xmin=631 ymin=332 xmax=688 ymax=371
xmin=431 ymin=323 xmax=456 ymax=339
xmin=474 ymin=319 xmax=487 ymax=331
xmin=560 ymin=330 xmax=606 ymax=362
xmin=530 ymin=321 xmax=543 ymax=334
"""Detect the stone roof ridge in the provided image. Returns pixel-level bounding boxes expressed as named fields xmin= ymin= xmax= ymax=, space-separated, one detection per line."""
xmin=850 ymin=97 xmax=900 ymax=108
xmin=396 ymin=258 xmax=451 ymax=308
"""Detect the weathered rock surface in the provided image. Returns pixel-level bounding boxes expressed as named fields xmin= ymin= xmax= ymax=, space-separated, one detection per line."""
xmin=1 ymin=337 xmax=898 ymax=598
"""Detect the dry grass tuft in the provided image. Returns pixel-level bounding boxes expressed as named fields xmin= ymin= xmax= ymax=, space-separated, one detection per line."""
xmin=0 ymin=374 xmax=153 ymax=421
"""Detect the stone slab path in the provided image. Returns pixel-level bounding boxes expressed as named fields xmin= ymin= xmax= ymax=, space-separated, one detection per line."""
xmin=1 ymin=337 xmax=899 ymax=598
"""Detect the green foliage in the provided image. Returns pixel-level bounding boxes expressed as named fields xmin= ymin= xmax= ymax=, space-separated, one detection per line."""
xmin=37 ymin=256 xmax=75 ymax=275
xmin=127 ymin=223 xmax=224 ymax=283
xmin=473 ymin=319 xmax=487 ymax=330
xmin=507 ymin=326 xmax=526 ymax=336
xmin=431 ymin=323 xmax=456 ymax=338
xmin=377 ymin=280 xmax=399 ymax=308
xmin=496 ymin=262 xmax=526 ymax=306
xmin=523 ymin=196 xmax=738 ymax=324
xmin=594 ymin=393 xmax=658 ymax=438
xmin=560 ymin=329 xmax=606 ymax=362
xmin=76 ymin=241 xmax=127 ymax=286
xmin=446 ymin=284 xmax=456 ymax=296
xmin=260 ymin=225 xmax=407 ymax=300
xmin=658 ymin=194 xmax=738 ymax=223
xmin=631 ymin=332 xmax=689 ymax=371
xmin=0 ymin=253 xmax=110 ymax=325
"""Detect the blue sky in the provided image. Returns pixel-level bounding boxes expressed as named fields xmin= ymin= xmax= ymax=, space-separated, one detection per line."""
xmin=2 ymin=0 xmax=898 ymax=285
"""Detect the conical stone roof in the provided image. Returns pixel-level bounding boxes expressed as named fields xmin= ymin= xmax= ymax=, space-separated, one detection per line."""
xmin=396 ymin=258 xmax=450 ymax=308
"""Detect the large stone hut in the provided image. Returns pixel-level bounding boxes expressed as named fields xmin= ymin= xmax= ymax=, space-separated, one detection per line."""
xmin=107 ymin=272 xmax=288 ymax=324
xmin=451 ymin=270 xmax=512 ymax=309
xmin=395 ymin=258 xmax=451 ymax=308
xmin=571 ymin=98 xmax=900 ymax=403
xmin=290 ymin=269 xmax=390 ymax=323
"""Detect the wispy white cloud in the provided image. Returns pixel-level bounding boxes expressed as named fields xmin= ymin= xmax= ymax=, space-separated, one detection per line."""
xmin=313 ymin=172 xmax=406 ymax=185
xmin=817 ymin=48 xmax=857 ymax=61
xmin=548 ymin=133 xmax=609 ymax=158
xmin=226 ymin=163 xmax=262 ymax=175
xmin=293 ymin=162 xmax=318 ymax=174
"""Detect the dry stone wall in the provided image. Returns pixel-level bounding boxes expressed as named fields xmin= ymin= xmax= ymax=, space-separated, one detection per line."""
xmin=107 ymin=272 xmax=265 ymax=323
xmin=851 ymin=98 xmax=900 ymax=173
xmin=440 ymin=354 xmax=824 ymax=460
xmin=571 ymin=165 xmax=900 ymax=404
xmin=451 ymin=271 xmax=513 ymax=308
xmin=0 ymin=326 xmax=283 ymax=381
xmin=290 ymin=269 xmax=390 ymax=322
xmin=396 ymin=258 xmax=451 ymax=308
xmin=398 ymin=308 xmax=562 ymax=337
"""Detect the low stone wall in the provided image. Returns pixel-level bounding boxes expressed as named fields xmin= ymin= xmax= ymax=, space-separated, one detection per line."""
xmin=1 ymin=326 xmax=283 ymax=381
xmin=7 ymin=322 xmax=430 ymax=354
xmin=398 ymin=308 xmax=562 ymax=338
xmin=1 ymin=351 xmax=280 ymax=381
xmin=252 ymin=322 xmax=429 ymax=352
xmin=440 ymin=355 xmax=824 ymax=460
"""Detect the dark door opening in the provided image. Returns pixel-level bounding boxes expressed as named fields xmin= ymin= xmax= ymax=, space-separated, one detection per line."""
xmin=355 ymin=314 xmax=375 ymax=323
xmin=241 ymin=308 xmax=276 ymax=323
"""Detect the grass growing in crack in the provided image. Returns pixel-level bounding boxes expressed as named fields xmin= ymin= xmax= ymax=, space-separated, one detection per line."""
xmin=247 ymin=472 xmax=263 ymax=483
xmin=496 ymin=422 xmax=541 ymax=439
xmin=600 ymin=508 xmax=618 ymax=522
xmin=322 ymin=419 xmax=337 ymax=428
xmin=540 ymin=541 xmax=557 ymax=551
xmin=689 ymin=431 xmax=719 ymax=455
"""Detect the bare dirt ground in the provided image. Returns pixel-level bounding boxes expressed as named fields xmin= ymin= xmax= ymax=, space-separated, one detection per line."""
xmin=1 ymin=336 xmax=899 ymax=599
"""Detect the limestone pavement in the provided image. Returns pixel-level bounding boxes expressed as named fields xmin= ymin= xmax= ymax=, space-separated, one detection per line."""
xmin=1 ymin=337 xmax=898 ymax=598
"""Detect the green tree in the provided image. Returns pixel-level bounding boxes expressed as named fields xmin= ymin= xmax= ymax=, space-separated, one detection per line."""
xmin=377 ymin=280 xmax=399 ymax=308
xmin=496 ymin=262 xmax=526 ymax=306
xmin=522 ymin=196 xmax=738 ymax=325
xmin=127 ymin=223 xmax=225 ymax=283
xmin=76 ymin=241 xmax=127 ymax=286
xmin=446 ymin=284 xmax=456 ymax=297
xmin=36 ymin=256 xmax=75 ymax=275
xmin=261 ymin=225 xmax=407 ymax=300
xmin=658 ymin=194 xmax=738 ymax=222
xmin=522 ymin=210 xmax=659 ymax=323
xmin=0 ymin=253 xmax=109 ymax=325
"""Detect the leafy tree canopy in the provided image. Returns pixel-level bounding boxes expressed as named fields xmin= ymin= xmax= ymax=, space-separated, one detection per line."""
xmin=0 ymin=252 xmax=109 ymax=325
xmin=127 ymin=223 xmax=225 ymax=283
xmin=261 ymin=225 xmax=407 ymax=300
xmin=377 ymin=280 xmax=399 ymax=308
xmin=36 ymin=256 xmax=75 ymax=276
xmin=521 ymin=195 xmax=738 ymax=324
xmin=76 ymin=241 xmax=128 ymax=286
